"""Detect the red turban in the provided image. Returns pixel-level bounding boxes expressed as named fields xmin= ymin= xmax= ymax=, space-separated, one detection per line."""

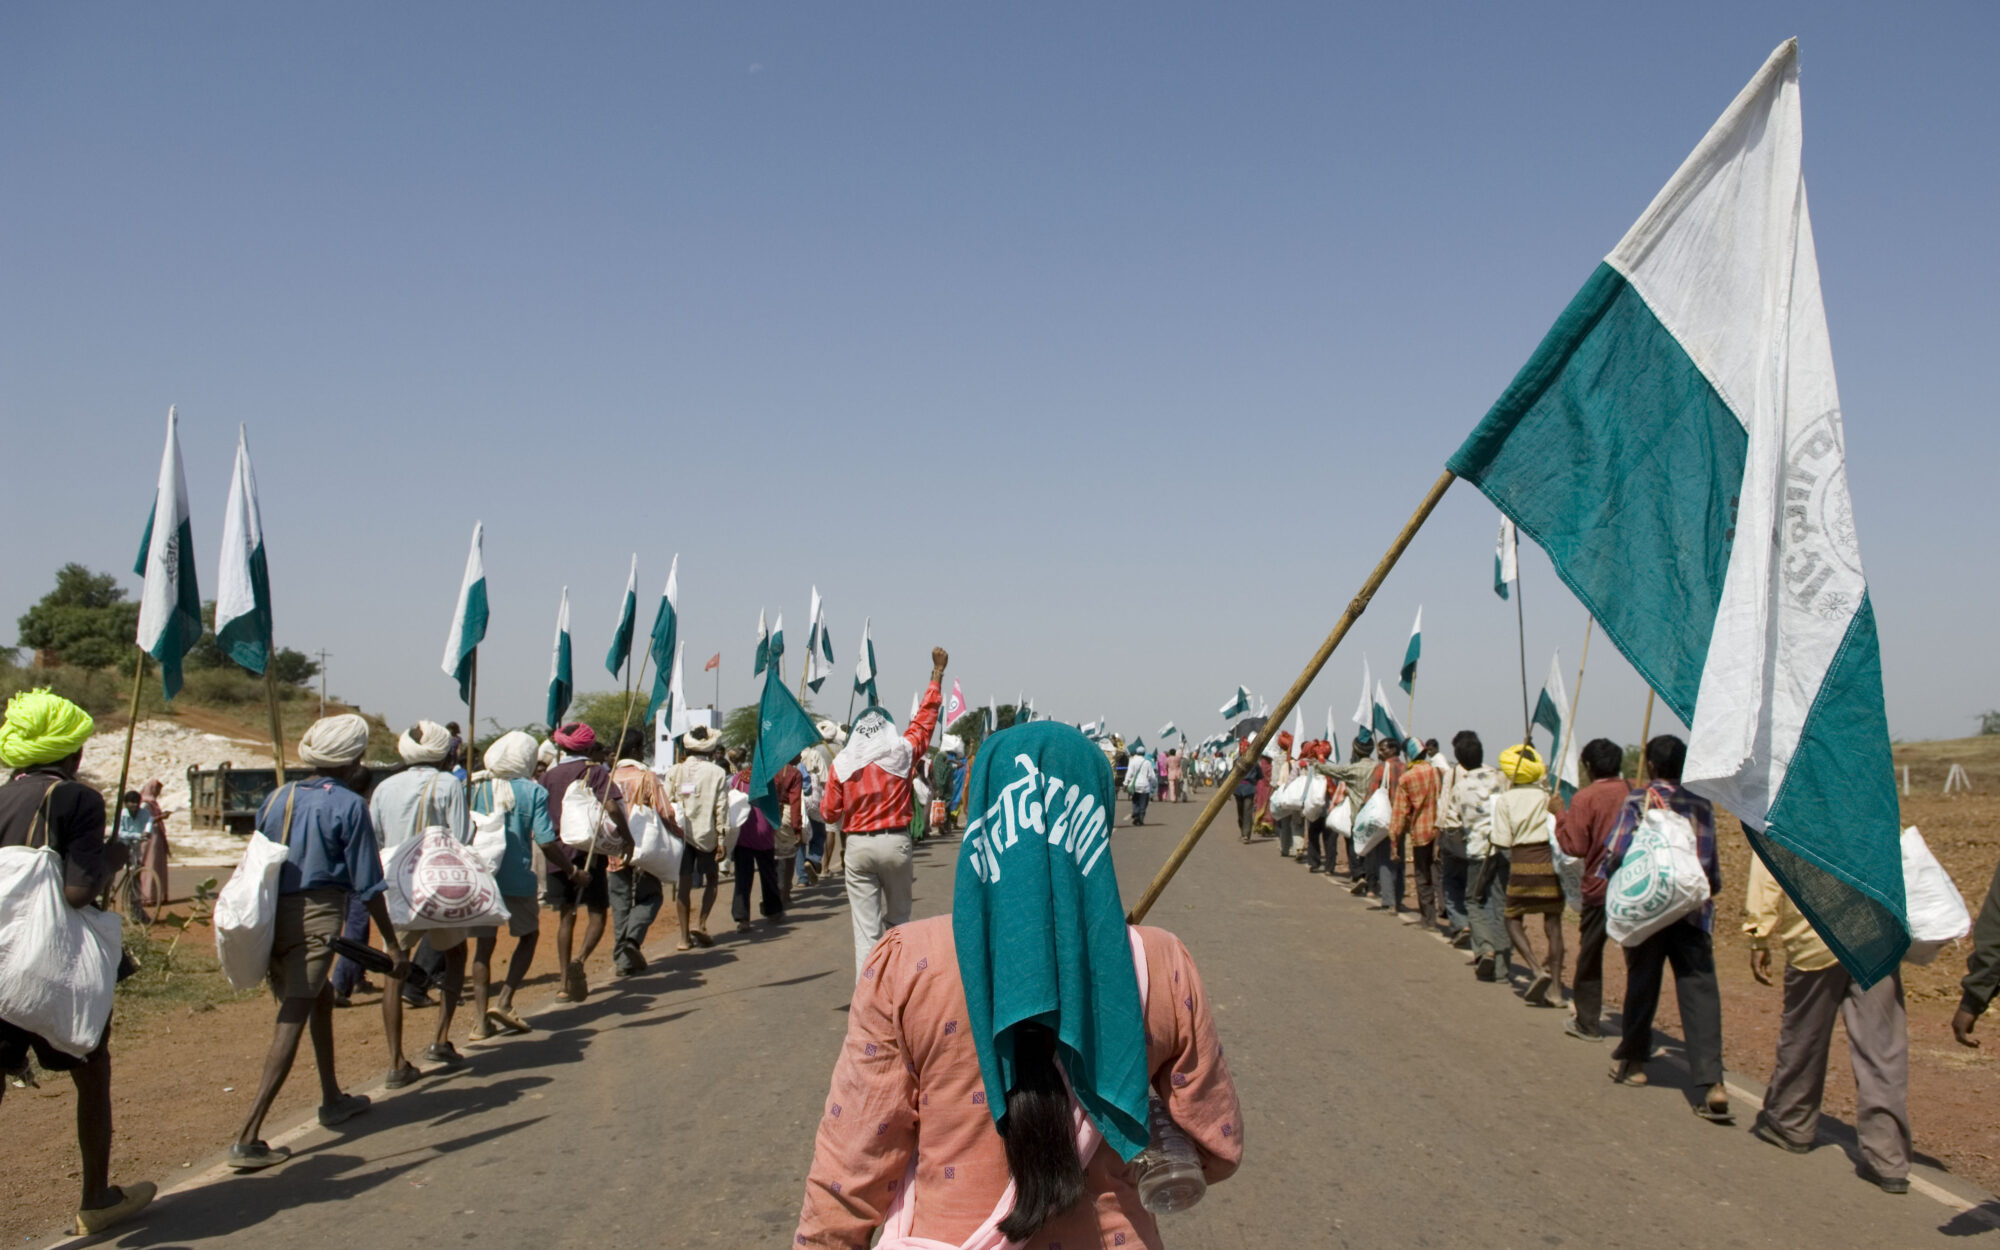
xmin=552 ymin=722 xmax=597 ymax=752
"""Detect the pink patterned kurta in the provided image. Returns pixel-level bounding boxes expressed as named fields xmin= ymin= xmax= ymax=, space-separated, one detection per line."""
xmin=795 ymin=916 xmax=1243 ymax=1250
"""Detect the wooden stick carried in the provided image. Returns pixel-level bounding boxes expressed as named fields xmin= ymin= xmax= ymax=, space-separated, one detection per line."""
xmin=1128 ymin=469 xmax=1456 ymax=924
xmin=112 ymin=650 xmax=148 ymax=817
xmin=1638 ymin=687 xmax=1656 ymax=782
xmin=262 ymin=668 xmax=288 ymax=784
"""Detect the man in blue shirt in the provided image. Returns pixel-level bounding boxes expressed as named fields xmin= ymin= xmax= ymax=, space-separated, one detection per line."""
xmin=230 ymin=714 xmax=408 ymax=1171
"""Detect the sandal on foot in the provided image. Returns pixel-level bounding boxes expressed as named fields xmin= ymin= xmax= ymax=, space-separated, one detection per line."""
xmin=73 ymin=1183 xmax=156 ymax=1234
xmin=228 ymin=1141 xmax=292 ymax=1171
xmin=1524 ymin=973 xmax=1554 ymax=1006
xmin=1695 ymin=1089 xmax=1734 ymax=1124
xmin=563 ymin=961 xmax=590 ymax=1002
xmin=1608 ymin=1060 xmax=1647 ymax=1086
xmin=692 ymin=930 xmax=715 ymax=949
xmin=487 ymin=1007 xmax=531 ymax=1035
xmin=318 ymin=1093 xmax=371 ymax=1127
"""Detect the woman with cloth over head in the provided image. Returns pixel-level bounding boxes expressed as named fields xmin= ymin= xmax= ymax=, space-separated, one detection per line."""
xmin=795 ymin=722 xmax=1243 ymax=1250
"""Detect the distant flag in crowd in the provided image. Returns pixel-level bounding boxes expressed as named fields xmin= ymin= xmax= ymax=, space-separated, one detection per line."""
xmin=945 ymin=679 xmax=968 ymax=727
xmin=1219 ymin=685 xmax=1252 ymax=719
xmin=1532 ymin=650 xmax=1581 ymax=800
xmin=1350 ymin=658 xmax=1375 ymax=748
xmin=605 ymin=554 xmax=638 ymax=678
xmin=440 ymin=521 xmax=488 ymax=704
xmin=1399 ymin=606 xmax=1423 ymax=695
xmin=1445 ymin=40 xmax=1905 ymax=981
xmin=1370 ymin=681 xmax=1407 ymax=751
xmin=753 ymin=609 xmax=770 ymax=676
xmin=1159 ymin=720 xmax=1178 ymax=742
xmin=644 ymin=555 xmax=679 ymax=722
xmin=750 ymin=662 xmax=820 ymax=825
xmin=666 ymin=640 xmax=691 ymax=738
xmin=214 ymin=424 xmax=273 ymax=676
xmin=804 ymin=587 xmax=834 ymax=693
xmin=547 ymin=587 xmax=573 ymax=728
xmin=854 ymin=616 xmax=879 ymax=704
xmin=985 ymin=695 xmax=997 ymax=735
xmin=133 ymin=407 xmax=202 ymax=699
xmin=1130 ymin=736 xmax=1145 ymax=752
xmin=1257 ymin=697 xmax=1269 ymax=717
xmin=1494 ymin=518 xmax=1518 ymax=600
xmin=768 ymin=612 xmax=786 ymax=669
xmin=705 ymin=651 xmax=721 ymax=672
xmin=1289 ymin=706 xmax=1304 ymax=751
xmin=1325 ymin=706 xmax=1339 ymax=756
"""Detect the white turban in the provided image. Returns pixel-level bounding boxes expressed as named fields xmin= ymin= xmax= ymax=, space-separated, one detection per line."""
xmin=300 ymin=714 xmax=371 ymax=768
xmin=398 ymin=720 xmax=452 ymax=765
xmin=482 ymin=730 xmax=538 ymax=780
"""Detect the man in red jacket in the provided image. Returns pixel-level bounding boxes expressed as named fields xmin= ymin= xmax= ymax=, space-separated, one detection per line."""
xmin=824 ymin=646 xmax=948 ymax=979
xmin=1555 ymin=737 xmax=1632 ymax=1042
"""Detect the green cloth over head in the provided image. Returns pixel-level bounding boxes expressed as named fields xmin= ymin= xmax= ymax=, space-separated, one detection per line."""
xmin=0 ymin=689 xmax=96 ymax=768
xmin=749 ymin=669 xmax=820 ymax=825
xmin=953 ymin=722 xmax=1149 ymax=1162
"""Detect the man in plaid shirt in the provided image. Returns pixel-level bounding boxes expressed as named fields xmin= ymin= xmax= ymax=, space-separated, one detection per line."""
xmin=1599 ymin=734 xmax=1731 ymax=1123
xmin=1391 ymin=746 xmax=1443 ymax=927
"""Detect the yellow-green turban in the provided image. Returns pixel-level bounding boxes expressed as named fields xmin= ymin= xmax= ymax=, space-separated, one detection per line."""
xmin=1498 ymin=743 xmax=1545 ymax=786
xmin=0 ymin=689 xmax=96 ymax=769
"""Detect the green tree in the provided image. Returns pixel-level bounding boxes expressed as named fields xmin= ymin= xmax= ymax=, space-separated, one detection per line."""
xmin=1981 ymin=710 xmax=2000 ymax=736
xmin=183 ymin=601 xmax=320 ymax=686
xmin=566 ymin=690 xmax=652 ymax=755
xmin=16 ymin=564 xmax=141 ymax=670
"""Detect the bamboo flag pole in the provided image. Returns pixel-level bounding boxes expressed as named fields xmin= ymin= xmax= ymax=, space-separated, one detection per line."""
xmin=1128 ymin=469 xmax=1456 ymax=923
xmin=1514 ymin=562 xmax=1532 ymax=745
xmin=112 ymin=651 xmax=148 ymax=821
xmin=465 ymin=650 xmax=479 ymax=772
xmin=1638 ymin=687 xmax=1656 ymax=782
xmin=262 ymin=669 xmax=288 ymax=783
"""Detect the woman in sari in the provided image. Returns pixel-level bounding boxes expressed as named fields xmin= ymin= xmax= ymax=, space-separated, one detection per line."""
xmin=795 ymin=722 xmax=1243 ymax=1249
xmin=137 ymin=779 xmax=171 ymax=910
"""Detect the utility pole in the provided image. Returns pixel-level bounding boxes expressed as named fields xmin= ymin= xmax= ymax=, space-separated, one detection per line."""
xmin=315 ymin=649 xmax=331 ymax=717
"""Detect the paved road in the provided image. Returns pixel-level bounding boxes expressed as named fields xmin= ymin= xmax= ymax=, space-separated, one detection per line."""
xmin=59 ymin=798 xmax=1998 ymax=1248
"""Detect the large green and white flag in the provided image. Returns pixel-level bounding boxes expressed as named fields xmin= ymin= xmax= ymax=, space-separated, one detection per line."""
xmin=753 ymin=608 xmax=770 ymax=676
xmin=1219 ymin=685 xmax=1252 ymax=719
xmin=440 ymin=521 xmax=488 ymax=704
xmin=1447 ymin=40 xmax=1904 ymax=982
xmin=214 ymin=424 xmax=273 ymax=676
xmin=547 ymin=587 xmax=573 ymax=728
xmin=1399 ymin=606 xmax=1423 ymax=695
xmin=1159 ymin=720 xmax=1178 ymax=742
xmin=605 ymin=554 xmax=637 ymax=679
xmin=1349 ymin=658 xmax=1375 ymax=748
xmin=133 ymin=407 xmax=202 ymax=699
xmin=644 ymin=555 xmax=678 ymax=722
xmin=665 ymin=640 xmax=691 ymax=738
xmin=750 ymin=667 xmax=821 ymax=825
xmin=1532 ymin=651 xmax=1582 ymax=799
xmin=1369 ymin=680 xmax=1405 ymax=750
xmin=854 ymin=616 xmax=879 ymax=704
xmin=1494 ymin=518 xmax=1518 ymax=600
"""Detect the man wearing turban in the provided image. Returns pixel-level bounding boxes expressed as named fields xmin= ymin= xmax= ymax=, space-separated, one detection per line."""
xmin=540 ymin=722 xmax=633 ymax=1002
xmin=367 ymin=719 xmax=472 ymax=1088
xmin=0 ymin=690 xmax=155 ymax=1234
xmin=231 ymin=714 xmax=411 ymax=1171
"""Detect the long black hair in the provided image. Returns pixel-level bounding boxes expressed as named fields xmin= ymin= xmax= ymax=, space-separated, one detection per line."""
xmin=996 ymin=1022 xmax=1086 ymax=1240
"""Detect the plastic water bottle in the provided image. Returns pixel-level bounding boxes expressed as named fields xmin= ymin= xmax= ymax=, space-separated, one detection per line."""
xmin=1132 ymin=1095 xmax=1207 ymax=1214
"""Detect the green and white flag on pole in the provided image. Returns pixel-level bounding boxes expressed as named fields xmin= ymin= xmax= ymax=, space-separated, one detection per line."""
xmin=214 ymin=424 xmax=273 ymax=676
xmin=753 ymin=609 xmax=770 ymax=677
xmin=854 ymin=616 xmax=879 ymax=705
xmin=804 ymin=587 xmax=834 ymax=693
xmin=1447 ymin=40 xmax=1904 ymax=983
xmin=1370 ymin=681 xmax=1407 ymax=751
xmin=605 ymin=554 xmax=637 ymax=679
xmin=1219 ymin=686 xmax=1252 ymax=719
xmin=1494 ymin=518 xmax=1518 ymax=600
xmin=1532 ymin=651 xmax=1581 ymax=800
xmin=441 ymin=522 xmax=487 ymax=704
xmin=644 ymin=555 xmax=678 ymax=722
xmin=665 ymin=639 xmax=691 ymax=738
xmin=1350 ymin=658 xmax=1375 ymax=748
xmin=750 ymin=666 xmax=821 ymax=826
xmin=768 ymin=612 xmax=785 ymax=670
xmin=1399 ymin=606 xmax=1423 ymax=695
xmin=547 ymin=587 xmax=573 ymax=728
xmin=1159 ymin=720 xmax=1178 ymax=742
xmin=134 ymin=407 xmax=202 ymax=699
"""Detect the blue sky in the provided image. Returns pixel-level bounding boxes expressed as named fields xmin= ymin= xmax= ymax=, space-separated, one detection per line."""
xmin=4 ymin=3 xmax=1995 ymax=752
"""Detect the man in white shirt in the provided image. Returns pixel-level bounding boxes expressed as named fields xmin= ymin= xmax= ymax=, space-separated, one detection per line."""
xmin=665 ymin=726 xmax=730 ymax=949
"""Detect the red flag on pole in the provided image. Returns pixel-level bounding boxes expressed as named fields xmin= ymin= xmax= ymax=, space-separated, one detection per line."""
xmin=704 ymin=652 xmax=721 ymax=672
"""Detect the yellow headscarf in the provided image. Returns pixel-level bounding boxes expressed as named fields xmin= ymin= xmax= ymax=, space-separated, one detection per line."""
xmin=0 ymin=689 xmax=96 ymax=769
xmin=1498 ymin=743 xmax=1545 ymax=785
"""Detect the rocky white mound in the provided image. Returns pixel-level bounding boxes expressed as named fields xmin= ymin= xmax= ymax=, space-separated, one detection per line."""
xmin=79 ymin=719 xmax=272 ymax=862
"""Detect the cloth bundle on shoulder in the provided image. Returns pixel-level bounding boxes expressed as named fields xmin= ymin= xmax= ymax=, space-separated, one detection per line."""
xmin=382 ymin=827 xmax=509 ymax=930
xmin=628 ymin=804 xmax=686 ymax=882
xmin=559 ymin=774 xmax=623 ymax=853
xmin=1268 ymin=773 xmax=1309 ymax=819
xmin=214 ymin=782 xmax=302 ymax=990
xmin=1605 ymin=800 xmax=1711 ymax=947
xmin=1302 ymin=774 xmax=1331 ymax=822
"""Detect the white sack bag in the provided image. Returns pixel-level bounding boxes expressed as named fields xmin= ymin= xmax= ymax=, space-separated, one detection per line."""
xmin=1546 ymin=812 xmax=1583 ymax=912
xmin=1303 ymin=775 xmax=1331 ymax=822
xmin=214 ymin=832 xmax=292 ymax=990
xmin=1350 ymin=787 xmax=1392 ymax=857
xmin=468 ymin=804 xmax=510 ymax=875
xmin=559 ymin=775 xmax=621 ymax=853
xmin=0 ymin=845 xmax=122 ymax=1057
xmin=1605 ymin=804 xmax=1711 ymax=947
xmin=382 ymin=828 xmax=510 ymax=931
xmin=1269 ymin=774 xmax=1308 ymax=819
xmin=1328 ymin=795 xmax=1354 ymax=839
xmin=628 ymin=805 xmax=686 ymax=882
xmin=1902 ymin=825 xmax=1972 ymax=965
